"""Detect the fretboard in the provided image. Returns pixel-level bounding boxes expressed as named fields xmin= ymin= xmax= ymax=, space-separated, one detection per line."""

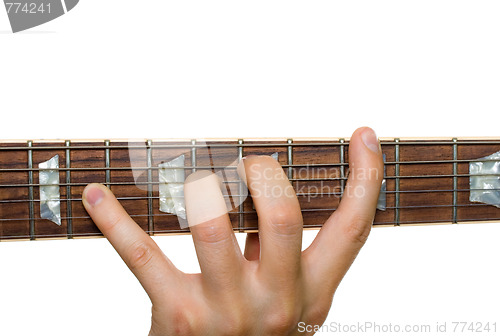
xmin=1 ymin=138 xmax=499 ymax=241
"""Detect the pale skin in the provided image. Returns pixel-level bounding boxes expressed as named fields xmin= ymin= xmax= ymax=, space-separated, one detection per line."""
xmin=82 ymin=127 xmax=384 ymax=336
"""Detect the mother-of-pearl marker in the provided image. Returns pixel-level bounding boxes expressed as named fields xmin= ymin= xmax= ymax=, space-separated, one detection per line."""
xmin=377 ymin=154 xmax=387 ymax=211
xmin=159 ymin=155 xmax=187 ymax=220
xmin=470 ymin=150 xmax=500 ymax=208
xmin=39 ymin=155 xmax=62 ymax=225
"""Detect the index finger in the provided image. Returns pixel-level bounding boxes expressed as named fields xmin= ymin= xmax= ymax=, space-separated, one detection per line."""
xmin=82 ymin=183 xmax=182 ymax=302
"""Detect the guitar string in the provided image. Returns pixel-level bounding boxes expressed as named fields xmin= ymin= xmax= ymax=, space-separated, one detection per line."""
xmin=0 ymin=170 xmax=498 ymax=189
xmin=0 ymin=175 xmax=497 ymax=211
xmin=0 ymin=202 xmax=498 ymax=223
xmin=1 ymin=139 xmax=500 ymax=151
xmin=1 ymin=187 xmax=500 ymax=204
xmin=0 ymin=140 xmax=498 ymax=182
xmin=1 ymin=155 xmax=500 ymax=173
xmin=1 ymin=180 xmax=498 ymax=216
xmin=2 ymin=217 xmax=500 ymax=241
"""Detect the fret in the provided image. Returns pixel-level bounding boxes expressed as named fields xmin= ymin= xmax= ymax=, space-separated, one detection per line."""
xmin=339 ymin=138 xmax=345 ymax=197
xmin=394 ymin=138 xmax=400 ymax=226
xmin=238 ymin=139 xmax=244 ymax=231
xmin=452 ymin=138 xmax=458 ymax=224
xmin=65 ymin=140 xmax=73 ymax=238
xmin=287 ymin=139 xmax=293 ymax=180
xmin=146 ymin=140 xmax=154 ymax=235
xmin=191 ymin=139 xmax=197 ymax=173
xmin=27 ymin=140 xmax=35 ymax=240
xmin=104 ymin=140 xmax=111 ymax=188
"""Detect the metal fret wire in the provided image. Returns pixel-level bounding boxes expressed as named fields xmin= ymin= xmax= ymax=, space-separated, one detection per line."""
xmin=66 ymin=140 xmax=73 ymax=239
xmin=105 ymin=140 xmax=111 ymax=188
xmin=238 ymin=139 xmax=244 ymax=231
xmin=27 ymin=140 xmax=35 ymax=240
xmin=395 ymin=139 xmax=400 ymax=226
xmin=287 ymin=139 xmax=293 ymax=180
xmin=452 ymin=138 xmax=458 ymax=224
xmin=146 ymin=140 xmax=154 ymax=235
xmin=191 ymin=139 xmax=197 ymax=173
xmin=339 ymin=138 xmax=345 ymax=197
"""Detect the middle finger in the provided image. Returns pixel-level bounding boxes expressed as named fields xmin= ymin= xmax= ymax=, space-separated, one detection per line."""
xmin=238 ymin=156 xmax=303 ymax=286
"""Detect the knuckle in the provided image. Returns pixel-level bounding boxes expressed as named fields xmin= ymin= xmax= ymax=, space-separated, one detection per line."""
xmin=126 ymin=241 xmax=155 ymax=272
xmin=304 ymin=298 xmax=333 ymax=326
xmin=220 ymin=312 xmax=250 ymax=336
xmin=343 ymin=214 xmax=373 ymax=245
xmin=103 ymin=213 xmax=125 ymax=233
xmin=151 ymin=304 xmax=201 ymax=336
xmin=193 ymin=223 xmax=231 ymax=245
xmin=264 ymin=311 xmax=299 ymax=334
xmin=269 ymin=221 xmax=298 ymax=238
xmin=266 ymin=205 xmax=303 ymax=237
xmin=264 ymin=301 xmax=301 ymax=334
xmin=170 ymin=308 xmax=197 ymax=336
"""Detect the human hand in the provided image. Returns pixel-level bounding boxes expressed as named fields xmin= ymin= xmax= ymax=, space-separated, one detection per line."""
xmin=82 ymin=127 xmax=383 ymax=336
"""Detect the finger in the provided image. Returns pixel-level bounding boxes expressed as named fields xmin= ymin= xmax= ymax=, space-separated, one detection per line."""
xmin=238 ymin=156 xmax=303 ymax=285
xmin=184 ymin=171 xmax=243 ymax=292
xmin=82 ymin=183 xmax=181 ymax=302
xmin=304 ymin=127 xmax=384 ymax=289
xmin=244 ymin=233 xmax=260 ymax=261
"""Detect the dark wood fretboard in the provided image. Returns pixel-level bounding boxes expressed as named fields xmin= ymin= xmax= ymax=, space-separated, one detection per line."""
xmin=1 ymin=138 xmax=500 ymax=241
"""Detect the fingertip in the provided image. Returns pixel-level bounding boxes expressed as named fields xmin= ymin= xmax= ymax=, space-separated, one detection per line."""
xmin=361 ymin=127 xmax=381 ymax=154
xmin=352 ymin=126 xmax=381 ymax=154
xmin=336 ymin=127 xmax=384 ymax=205
xmin=82 ymin=183 xmax=107 ymax=208
xmin=350 ymin=127 xmax=384 ymax=176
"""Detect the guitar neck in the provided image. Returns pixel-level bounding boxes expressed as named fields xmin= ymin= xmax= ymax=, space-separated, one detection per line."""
xmin=1 ymin=138 xmax=500 ymax=241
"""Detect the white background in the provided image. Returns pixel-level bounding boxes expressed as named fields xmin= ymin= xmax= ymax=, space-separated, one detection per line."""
xmin=1 ymin=1 xmax=500 ymax=335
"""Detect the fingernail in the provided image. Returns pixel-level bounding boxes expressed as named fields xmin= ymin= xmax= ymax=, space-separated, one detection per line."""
xmin=84 ymin=185 xmax=104 ymax=207
xmin=361 ymin=128 xmax=380 ymax=153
